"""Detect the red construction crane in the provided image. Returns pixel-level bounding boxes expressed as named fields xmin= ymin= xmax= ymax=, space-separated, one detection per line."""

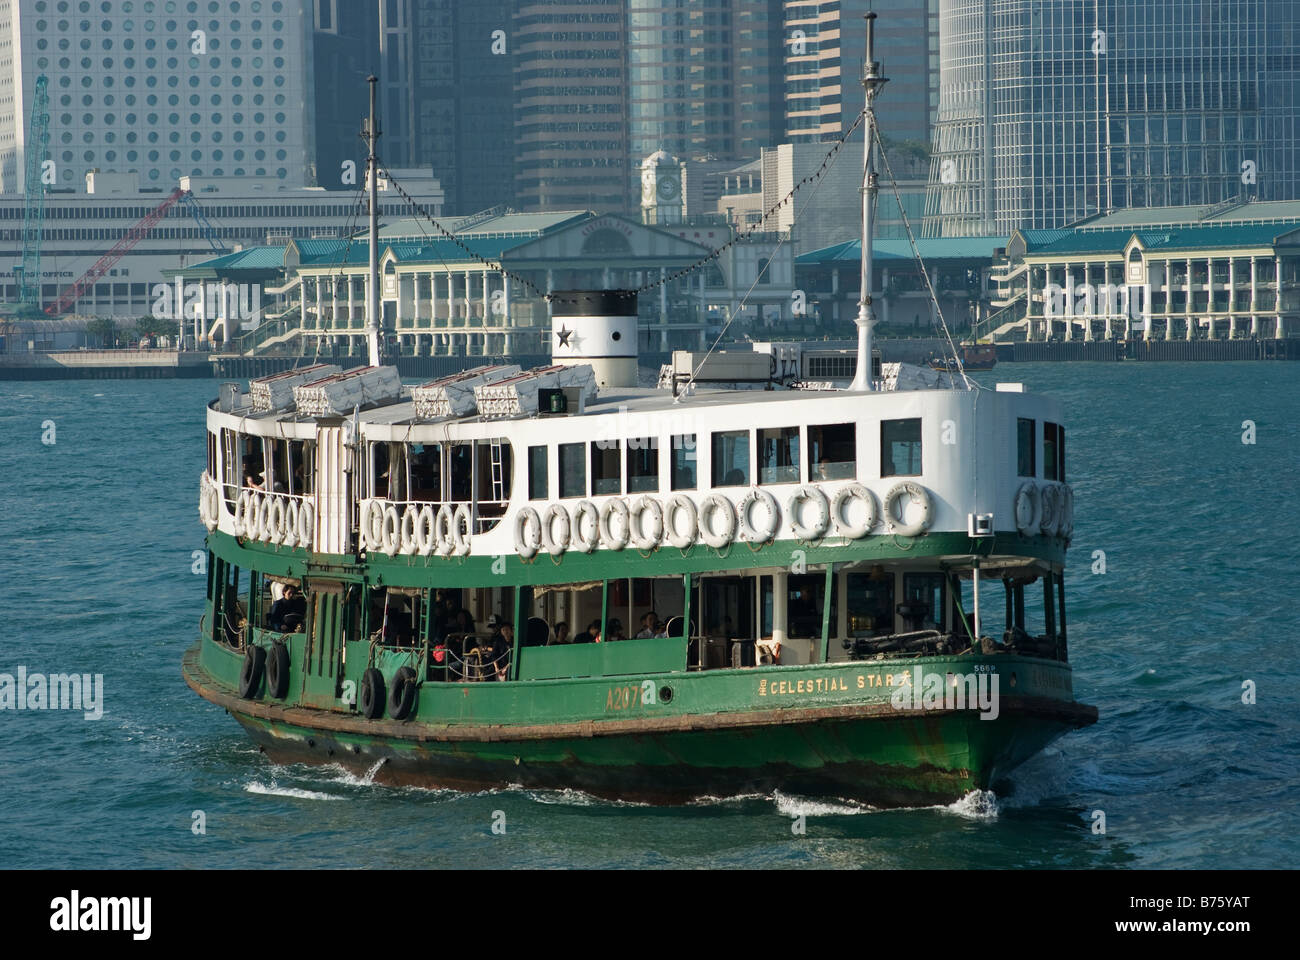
xmin=45 ymin=186 xmax=186 ymax=316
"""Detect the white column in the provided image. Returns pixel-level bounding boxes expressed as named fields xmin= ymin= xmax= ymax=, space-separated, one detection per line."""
xmin=1227 ymin=258 xmax=1236 ymax=339
xmin=482 ymin=268 xmax=490 ymax=324
xmin=464 ymin=270 xmax=472 ymax=321
xmin=1063 ymin=264 xmax=1073 ymax=343
xmin=446 ymin=271 xmax=455 ymax=325
xmin=1276 ymin=256 xmax=1284 ymax=338
xmin=347 ymin=275 xmax=355 ymax=331
xmin=659 ymin=267 xmax=669 ymax=351
xmin=315 ymin=276 xmax=323 ymax=338
xmin=772 ymin=571 xmax=788 ymax=647
xmin=502 ymin=273 xmax=511 ymax=324
xmin=1250 ymin=256 xmax=1259 ymax=336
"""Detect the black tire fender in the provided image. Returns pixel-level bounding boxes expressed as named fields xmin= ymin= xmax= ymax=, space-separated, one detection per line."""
xmin=239 ymin=645 xmax=266 ymax=699
xmin=265 ymin=641 xmax=290 ymax=699
xmin=387 ymin=665 xmax=418 ymax=721
xmin=360 ymin=667 xmax=385 ymax=720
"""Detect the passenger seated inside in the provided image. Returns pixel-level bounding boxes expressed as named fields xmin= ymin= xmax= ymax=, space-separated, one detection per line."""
xmin=548 ymin=621 xmax=571 ymax=645
xmin=635 ymin=612 xmax=660 ymax=639
xmin=606 ymin=618 xmax=626 ymax=642
xmin=269 ymin=585 xmax=306 ymax=632
xmin=579 ymin=620 xmax=602 ymax=644
xmin=524 ymin=617 xmax=549 ymax=648
xmin=489 ymin=621 xmax=513 ymax=681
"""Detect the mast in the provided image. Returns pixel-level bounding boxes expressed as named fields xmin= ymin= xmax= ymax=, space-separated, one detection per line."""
xmin=849 ymin=13 xmax=888 ymax=392
xmin=365 ymin=76 xmax=382 ymax=368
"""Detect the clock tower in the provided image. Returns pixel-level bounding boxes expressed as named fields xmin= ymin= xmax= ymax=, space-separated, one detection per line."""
xmin=640 ymin=149 xmax=683 ymax=225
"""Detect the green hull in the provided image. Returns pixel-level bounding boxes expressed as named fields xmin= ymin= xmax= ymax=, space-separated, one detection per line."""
xmin=184 ymin=639 xmax=1095 ymax=806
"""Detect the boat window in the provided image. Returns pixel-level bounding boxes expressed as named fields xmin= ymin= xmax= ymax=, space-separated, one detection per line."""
xmin=758 ymin=426 xmax=800 ymax=484
xmin=1017 ymin=418 xmax=1036 ymax=477
xmin=267 ymin=438 xmax=290 ymax=493
xmin=627 ymin=437 xmax=659 ymax=493
xmin=711 ymin=430 xmax=750 ymax=487
xmin=671 ymin=434 xmax=697 ymax=491
xmin=207 ymin=430 xmax=218 ymax=481
xmin=809 ymin=422 xmax=855 ymax=480
xmin=373 ymin=442 xmax=408 ymax=501
xmin=559 ymin=442 xmax=586 ymax=498
xmin=448 ymin=442 xmax=473 ymax=503
xmin=846 ymin=572 xmax=894 ymax=637
xmin=220 ymin=428 xmax=239 ymax=501
xmin=240 ymin=435 xmax=265 ymax=489
xmin=1044 ymin=422 xmax=1064 ymax=481
xmin=1047 ymin=423 xmax=1065 ymax=481
xmin=881 ymin=418 xmax=922 ymax=477
xmin=901 ymin=573 xmax=945 ymax=632
xmin=409 ymin=443 xmax=442 ymax=502
xmin=785 ymin=573 xmax=833 ymax=640
xmin=528 ymin=445 xmax=548 ymax=500
xmin=371 ymin=442 xmax=390 ymax=499
xmin=475 ymin=440 xmax=511 ymax=516
xmin=591 ymin=439 xmax=622 ymax=495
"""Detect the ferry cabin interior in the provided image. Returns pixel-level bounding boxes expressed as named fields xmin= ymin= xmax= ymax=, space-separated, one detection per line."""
xmin=202 ymin=378 xmax=1072 ymax=701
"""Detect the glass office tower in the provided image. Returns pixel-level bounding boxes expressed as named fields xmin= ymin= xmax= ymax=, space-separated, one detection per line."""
xmin=924 ymin=0 xmax=1300 ymax=237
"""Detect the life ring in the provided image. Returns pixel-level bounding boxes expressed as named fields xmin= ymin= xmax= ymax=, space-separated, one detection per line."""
xmin=664 ymin=494 xmax=698 ymax=549
xmin=232 ymin=488 xmax=250 ymax=536
xmin=630 ymin=496 xmax=664 ymax=551
xmin=363 ymin=499 xmax=386 ymax=552
xmin=737 ymin=488 xmax=780 ymax=542
xmin=540 ymin=503 xmax=572 ymax=555
xmin=399 ymin=505 xmax=419 ymax=555
xmin=297 ymin=499 xmax=315 ymax=549
xmin=265 ymin=641 xmax=290 ymax=699
xmin=251 ymin=493 xmax=269 ymax=541
xmin=360 ymin=667 xmax=385 ymax=720
xmin=1039 ymin=484 xmax=1060 ymax=537
xmin=698 ymin=495 xmax=737 ymax=549
xmin=387 ymin=665 xmax=418 ymax=721
xmin=381 ymin=504 xmax=401 ymax=557
xmin=571 ymin=500 xmax=601 ymax=553
xmin=247 ymin=492 xmax=265 ymax=540
xmin=786 ymin=485 xmax=830 ymax=540
xmin=514 ymin=506 xmax=543 ymax=560
xmin=262 ymin=495 xmax=278 ymax=543
xmin=238 ymin=645 xmax=266 ymax=699
xmin=831 ymin=483 xmax=877 ymax=539
xmin=267 ymin=496 xmax=287 ymax=546
xmin=415 ymin=505 xmax=437 ymax=556
xmin=283 ymin=498 xmax=300 ymax=548
xmin=1014 ymin=481 xmax=1040 ymax=535
xmin=884 ymin=482 xmax=933 ymax=537
xmin=599 ymin=497 xmax=631 ymax=551
xmin=198 ymin=476 xmax=210 ymax=527
xmin=205 ymin=483 xmax=220 ymax=532
xmin=1059 ymin=485 xmax=1074 ymax=538
xmin=452 ymin=503 xmax=473 ymax=556
xmin=435 ymin=505 xmax=455 ymax=557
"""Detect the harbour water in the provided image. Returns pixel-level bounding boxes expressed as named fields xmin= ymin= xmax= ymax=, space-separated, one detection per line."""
xmin=1 ymin=362 xmax=1297 ymax=868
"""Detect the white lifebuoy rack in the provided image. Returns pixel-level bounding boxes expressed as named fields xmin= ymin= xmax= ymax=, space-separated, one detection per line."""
xmin=786 ymin=485 xmax=830 ymax=540
xmin=698 ymin=495 xmax=737 ymax=549
xmin=664 ymin=494 xmax=699 ymax=549
xmin=600 ymin=497 xmax=631 ymax=551
xmin=738 ymin=488 xmax=780 ymax=543
xmin=883 ymin=481 xmax=933 ymax=537
xmin=830 ymin=483 xmax=877 ymax=539
xmin=571 ymin=501 xmax=601 ymax=553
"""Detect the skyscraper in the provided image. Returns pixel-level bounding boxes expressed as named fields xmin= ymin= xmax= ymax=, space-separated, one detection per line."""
xmin=627 ymin=0 xmax=783 ymax=163
xmin=783 ymin=0 xmax=938 ymax=147
xmin=0 ymin=0 xmax=312 ymax=194
xmin=924 ymin=0 xmax=1300 ymax=237
xmin=514 ymin=0 xmax=629 ymax=211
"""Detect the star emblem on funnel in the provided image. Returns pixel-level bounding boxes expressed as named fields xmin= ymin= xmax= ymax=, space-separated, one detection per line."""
xmin=556 ymin=325 xmax=579 ymax=349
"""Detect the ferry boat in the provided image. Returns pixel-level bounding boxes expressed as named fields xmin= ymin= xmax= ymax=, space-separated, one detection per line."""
xmin=929 ymin=343 xmax=998 ymax=372
xmin=183 ymin=20 xmax=1095 ymax=806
